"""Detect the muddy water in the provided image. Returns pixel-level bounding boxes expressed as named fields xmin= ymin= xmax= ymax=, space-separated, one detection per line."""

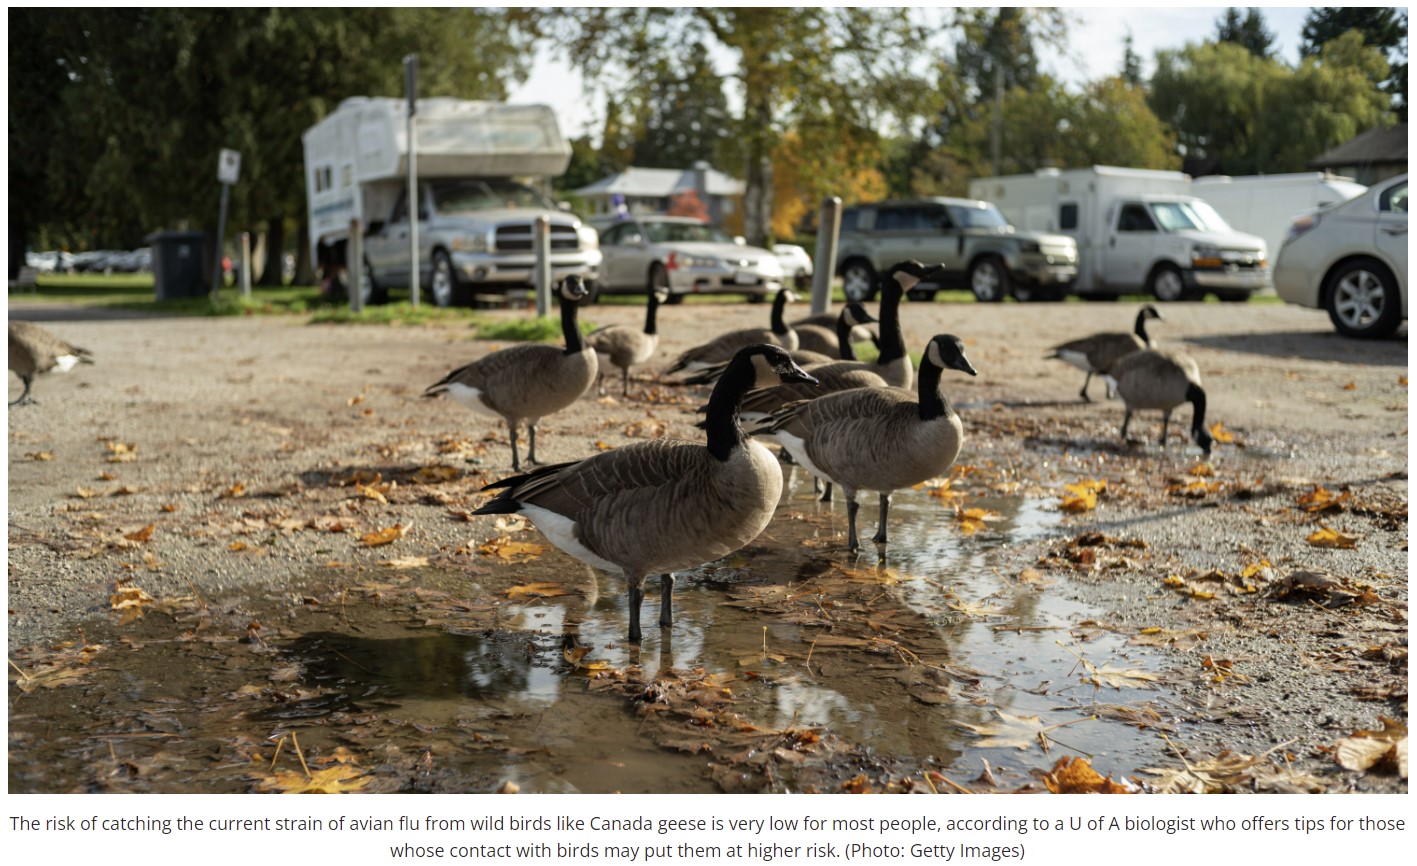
xmin=9 ymin=471 xmax=1176 ymax=794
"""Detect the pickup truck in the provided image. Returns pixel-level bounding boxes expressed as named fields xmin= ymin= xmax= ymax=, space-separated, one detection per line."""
xmin=834 ymin=197 xmax=1079 ymax=302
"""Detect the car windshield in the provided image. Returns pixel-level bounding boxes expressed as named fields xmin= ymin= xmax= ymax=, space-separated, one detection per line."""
xmin=641 ymin=221 xmax=733 ymax=244
xmin=1148 ymin=200 xmax=1232 ymax=233
xmin=946 ymin=204 xmax=1010 ymax=229
xmin=433 ymin=180 xmax=554 ymax=213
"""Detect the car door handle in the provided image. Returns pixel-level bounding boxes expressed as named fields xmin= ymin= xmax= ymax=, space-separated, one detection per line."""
xmin=1382 ymin=226 xmax=1407 ymax=235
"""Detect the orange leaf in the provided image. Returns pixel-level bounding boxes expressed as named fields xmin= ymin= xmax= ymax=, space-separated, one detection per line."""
xmin=360 ymin=524 xmax=407 ymax=546
xmin=1043 ymin=756 xmax=1134 ymax=794
xmin=1342 ymin=381 xmax=1357 ymax=391
xmin=508 ymin=582 xmax=571 ymax=599
xmin=1307 ymin=525 xmax=1358 ymax=549
xmin=124 ymin=524 xmax=155 ymax=543
xmin=1209 ymin=421 xmax=1235 ymax=444
xmin=479 ymin=536 xmax=547 ymax=561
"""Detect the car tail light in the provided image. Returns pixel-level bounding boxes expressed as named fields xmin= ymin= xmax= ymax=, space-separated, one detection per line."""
xmin=666 ymin=251 xmax=678 ymax=271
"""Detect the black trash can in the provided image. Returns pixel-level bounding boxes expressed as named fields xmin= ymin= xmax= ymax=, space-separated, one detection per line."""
xmin=145 ymin=231 xmax=206 ymax=299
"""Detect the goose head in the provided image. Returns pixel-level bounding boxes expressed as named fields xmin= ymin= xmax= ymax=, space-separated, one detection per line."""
xmin=773 ymin=288 xmax=798 ymax=309
xmin=925 ymin=334 xmax=978 ymax=377
xmin=558 ymin=274 xmax=589 ymax=302
xmin=740 ymin=344 xmax=819 ymax=389
xmin=842 ymin=302 xmax=877 ymax=327
xmin=1139 ymin=304 xmax=1163 ymax=322
xmin=885 ymin=260 xmax=946 ymax=293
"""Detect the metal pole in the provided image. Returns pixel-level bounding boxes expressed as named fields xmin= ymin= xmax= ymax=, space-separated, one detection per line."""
xmin=240 ymin=232 xmax=252 ymax=300
xmin=210 ymin=182 xmax=230 ymax=304
xmin=810 ymin=196 xmax=842 ymax=315
xmin=405 ymin=54 xmax=420 ymax=308
xmin=534 ymin=215 xmax=552 ymax=317
xmin=991 ymin=61 xmax=1003 ymax=177
xmin=348 ymin=219 xmax=364 ymax=314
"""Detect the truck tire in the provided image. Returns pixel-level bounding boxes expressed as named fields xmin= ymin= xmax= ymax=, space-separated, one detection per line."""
xmin=428 ymin=250 xmax=458 ymax=307
xmin=1214 ymin=289 xmax=1250 ymax=303
xmin=1324 ymin=257 xmax=1403 ymax=339
xmin=840 ymin=259 xmax=878 ymax=303
xmin=1148 ymin=263 xmax=1193 ymax=302
xmin=361 ymin=259 xmax=388 ymax=305
xmin=969 ymin=256 xmax=1009 ymax=303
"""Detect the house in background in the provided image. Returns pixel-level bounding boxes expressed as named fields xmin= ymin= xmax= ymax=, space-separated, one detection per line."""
xmin=1308 ymin=123 xmax=1408 ymax=185
xmin=574 ymin=162 xmax=745 ymax=228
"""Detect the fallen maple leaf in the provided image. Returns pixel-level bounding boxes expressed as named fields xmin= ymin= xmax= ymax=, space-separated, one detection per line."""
xmin=124 ymin=524 xmax=155 ymax=543
xmin=955 ymin=506 xmax=1002 ymax=534
xmin=1295 ymin=484 xmax=1351 ymax=513
xmin=1307 ymin=524 xmax=1358 ymax=549
xmin=255 ymin=765 xmax=371 ymax=794
xmin=1334 ymin=717 xmax=1408 ymax=778
xmin=1187 ymin=463 xmax=1216 ymax=477
xmin=110 ymin=583 xmax=155 ymax=623
xmin=506 ymin=582 xmax=571 ymax=599
xmin=479 ymin=536 xmax=547 ymax=561
xmin=956 ymin=710 xmax=1056 ymax=751
xmin=1141 ymin=750 xmax=1263 ymax=794
xmin=360 ymin=524 xmax=407 ymax=546
xmin=1342 ymin=381 xmax=1357 ymax=390
xmin=1208 ymin=421 xmax=1235 ymax=444
xmin=381 ymin=556 xmax=430 ymax=569
xmin=1042 ymin=756 xmax=1134 ymax=794
xmin=1088 ymin=666 xmax=1161 ymax=689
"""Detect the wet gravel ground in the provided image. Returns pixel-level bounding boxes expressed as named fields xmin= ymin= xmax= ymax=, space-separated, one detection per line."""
xmin=7 ymin=297 xmax=1408 ymax=792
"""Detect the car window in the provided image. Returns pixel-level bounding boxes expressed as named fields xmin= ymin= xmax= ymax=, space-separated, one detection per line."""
xmin=1380 ymin=181 xmax=1408 ymax=213
xmin=641 ymin=221 xmax=732 ymax=244
xmin=389 ymin=193 xmax=430 ymax=223
xmin=1060 ymin=203 xmax=1079 ymax=230
xmin=599 ymin=223 xmax=626 ymax=245
xmin=433 ymin=179 xmax=553 ymax=213
xmin=876 ymin=207 xmax=923 ymax=231
xmin=1118 ymin=204 xmax=1157 ymax=232
xmin=841 ymin=209 xmax=860 ymax=232
xmin=946 ymin=204 xmax=1010 ymax=229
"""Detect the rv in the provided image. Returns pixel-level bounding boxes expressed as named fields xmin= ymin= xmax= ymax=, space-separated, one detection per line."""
xmin=1192 ymin=172 xmax=1367 ymax=260
xmin=303 ymin=97 xmax=601 ymax=306
xmin=970 ymin=166 xmax=1271 ymax=301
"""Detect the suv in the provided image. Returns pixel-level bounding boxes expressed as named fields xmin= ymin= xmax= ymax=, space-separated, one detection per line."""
xmin=1274 ymin=173 xmax=1407 ymax=338
xmin=835 ymin=198 xmax=1078 ymax=302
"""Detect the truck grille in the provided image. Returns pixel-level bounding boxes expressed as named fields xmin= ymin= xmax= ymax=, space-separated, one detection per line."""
xmin=494 ymin=223 xmax=580 ymax=252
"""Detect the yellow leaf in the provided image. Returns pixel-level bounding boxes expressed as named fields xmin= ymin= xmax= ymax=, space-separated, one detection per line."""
xmin=1209 ymin=421 xmax=1235 ymax=444
xmin=160 ymin=503 xmax=179 ymax=513
xmin=360 ymin=524 xmax=407 ymax=546
xmin=412 ymin=466 xmax=459 ymax=484
xmin=1088 ymin=666 xmax=1161 ymax=689
xmin=1334 ymin=718 xmax=1408 ymax=777
xmin=1187 ymin=463 xmax=1216 ymax=477
xmin=1342 ymin=381 xmax=1357 ymax=391
xmin=74 ymin=487 xmax=97 ymax=499
xmin=594 ymin=440 xmax=613 ymax=451
xmin=255 ymin=765 xmax=371 ymax=794
xmin=110 ymin=583 xmax=155 ymax=617
xmin=1295 ymin=484 xmax=1351 ymax=513
xmin=479 ymin=536 xmax=547 ymax=561
xmin=25 ymin=451 xmax=54 ymax=461
xmin=1399 ymin=375 xmax=1408 ymax=386
xmin=492 ymin=515 xmax=528 ymax=533
xmin=1067 ymin=479 xmax=1107 ymax=494
xmin=1307 ymin=525 xmax=1358 ymax=549
xmin=381 ymin=556 xmax=429 ymax=569
xmin=1042 ymin=756 xmax=1134 ymax=794
xmin=1060 ymin=490 xmax=1096 ymax=513
xmin=228 ymin=541 xmax=250 ymax=552
xmin=506 ymin=581 xmax=571 ymax=599
xmin=221 ymin=482 xmax=247 ymax=499
xmin=624 ymin=419 xmax=668 ymax=438
xmin=347 ymin=394 xmax=365 ymax=406
xmin=124 ymin=524 xmax=155 ymax=543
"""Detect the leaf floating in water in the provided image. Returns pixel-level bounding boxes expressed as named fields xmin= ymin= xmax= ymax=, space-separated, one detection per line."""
xmin=1042 ymin=756 xmax=1135 ymax=794
xmin=1087 ymin=666 xmax=1161 ymax=690
xmin=254 ymin=764 xmax=371 ymax=794
xmin=505 ymin=581 xmax=570 ymax=599
xmin=956 ymin=710 xmax=1056 ymax=752
xmin=955 ymin=506 xmax=1002 ymax=534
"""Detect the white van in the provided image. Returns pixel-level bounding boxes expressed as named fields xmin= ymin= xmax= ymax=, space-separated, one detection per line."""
xmin=1192 ymin=172 xmax=1367 ymax=260
xmin=970 ymin=166 xmax=1271 ymax=301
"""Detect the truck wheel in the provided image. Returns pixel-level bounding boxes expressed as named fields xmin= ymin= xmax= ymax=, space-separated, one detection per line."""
xmin=1148 ymin=264 xmax=1193 ymax=302
xmin=969 ymin=256 xmax=1009 ymax=303
xmin=1012 ymin=283 xmax=1061 ymax=302
xmin=1325 ymin=257 xmax=1403 ymax=339
xmin=361 ymin=259 xmax=388 ymax=305
xmin=1075 ymin=291 xmax=1118 ymax=302
xmin=428 ymin=250 xmax=458 ymax=308
xmin=840 ymin=260 xmax=877 ymax=303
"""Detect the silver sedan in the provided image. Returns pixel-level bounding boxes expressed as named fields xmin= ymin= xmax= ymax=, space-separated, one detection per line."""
xmin=594 ymin=215 xmax=784 ymax=303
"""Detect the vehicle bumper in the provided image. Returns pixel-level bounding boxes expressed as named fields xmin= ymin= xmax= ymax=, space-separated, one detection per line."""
xmin=452 ymin=250 xmax=602 ymax=285
xmin=1187 ymin=265 xmax=1273 ymax=292
xmin=668 ymin=268 xmax=783 ymax=295
xmin=1014 ymin=256 xmax=1079 ymax=286
xmin=1273 ymin=259 xmax=1321 ymax=308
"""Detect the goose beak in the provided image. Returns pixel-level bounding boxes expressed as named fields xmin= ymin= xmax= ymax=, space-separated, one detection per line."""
xmin=778 ymin=364 xmax=819 ymax=386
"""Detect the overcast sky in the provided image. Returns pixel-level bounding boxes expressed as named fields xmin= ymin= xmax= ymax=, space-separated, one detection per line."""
xmin=507 ymin=5 xmax=1316 ymax=138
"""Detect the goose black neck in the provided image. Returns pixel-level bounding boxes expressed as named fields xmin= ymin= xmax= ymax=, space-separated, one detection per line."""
xmin=704 ymin=355 xmax=755 ymax=461
xmin=1134 ymin=311 xmax=1152 ymax=345
xmin=916 ymin=354 xmax=950 ymax=421
xmin=836 ymin=312 xmax=859 ymax=361
xmin=770 ymin=291 xmax=790 ymax=335
xmin=643 ymin=292 xmax=660 ymax=336
xmin=877 ymin=285 xmax=906 ymax=364
xmin=1186 ymin=382 xmax=1207 ymax=433
xmin=561 ymin=297 xmax=584 ymax=354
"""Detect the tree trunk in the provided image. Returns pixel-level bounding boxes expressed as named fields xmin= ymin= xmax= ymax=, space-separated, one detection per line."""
xmin=257 ymin=217 xmax=285 ymax=285
xmin=293 ymin=220 xmax=316 ymax=286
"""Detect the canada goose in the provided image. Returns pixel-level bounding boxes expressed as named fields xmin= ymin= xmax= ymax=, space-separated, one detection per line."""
xmin=792 ymin=303 xmax=878 ymax=359
xmin=585 ymin=285 xmax=669 ymax=396
xmin=665 ymin=289 xmax=799 ymax=374
xmin=8 ymin=321 xmax=94 ymax=406
xmin=759 ymin=334 xmax=977 ymax=550
xmin=681 ymin=302 xmax=876 ymax=385
xmin=1049 ymin=304 xmax=1162 ymax=401
xmin=474 ymin=344 xmax=819 ymax=642
xmin=1110 ymin=348 xmax=1213 ymax=455
xmin=423 ymin=276 xmax=597 ymax=471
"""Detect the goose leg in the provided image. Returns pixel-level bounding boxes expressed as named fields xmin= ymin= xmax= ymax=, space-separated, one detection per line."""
xmin=622 ymin=367 xmax=631 ymax=397
xmin=872 ymin=493 xmax=891 ymax=545
xmin=819 ymin=481 xmax=833 ymax=503
xmin=626 ymin=573 xmax=646 ymax=643
xmin=10 ymin=376 xmax=34 ymax=406
xmin=526 ymin=422 xmax=540 ymax=466
xmin=596 ymin=371 xmax=606 ymax=397
xmin=845 ymin=493 xmax=861 ymax=551
xmin=1120 ymin=409 xmax=1133 ymax=441
xmin=509 ymin=423 xmax=523 ymax=472
xmin=1079 ymin=371 xmax=1093 ymax=403
xmin=1159 ymin=410 xmax=1171 ymax=446
xmin=658 ymin=573 xmax=675 ymax=627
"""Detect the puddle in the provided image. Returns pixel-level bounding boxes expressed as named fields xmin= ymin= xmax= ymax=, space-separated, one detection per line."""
xmin=10 ymin=466 xmax=1182 ymax=793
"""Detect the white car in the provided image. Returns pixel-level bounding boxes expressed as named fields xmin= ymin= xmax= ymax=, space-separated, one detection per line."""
xmin=595 ymin=215 xmax=784 ymax=303
xmin=774 ymin=243 xmax=814 ymax=291
xmin=1274 ymin=174 xmax=1407 ymax=338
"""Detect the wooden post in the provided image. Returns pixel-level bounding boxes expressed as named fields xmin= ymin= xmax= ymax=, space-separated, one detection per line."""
xmin=811 ymin=196 xmax=842 ymax=315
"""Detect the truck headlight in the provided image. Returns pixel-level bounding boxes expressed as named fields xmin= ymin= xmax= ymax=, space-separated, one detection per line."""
xmin=671 ymin=252 xmax=718 ymax=269
xmin=450 ymin=233 xmax=489 ymax=253
xmin=1191 ymin=244 xmax=1222 ymax=268
xmin=577 ymin=225 xmax=599 ymax=251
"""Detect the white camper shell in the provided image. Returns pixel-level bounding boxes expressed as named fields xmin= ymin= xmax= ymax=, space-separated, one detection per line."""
xmin=970 ymin=166 xmax=1271 ymax=301
xmin=303 ymin=97 xmax=600 ymax=305
xmin=1192 ymin=172 xmax=1367 ymax=260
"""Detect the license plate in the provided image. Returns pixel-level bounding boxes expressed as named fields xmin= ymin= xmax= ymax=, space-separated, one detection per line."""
xmin=734 ymin=271 xmax=757 ymax=285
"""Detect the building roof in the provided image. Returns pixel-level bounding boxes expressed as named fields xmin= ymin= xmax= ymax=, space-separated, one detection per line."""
xmin=574 ymin=166 xmax=745 ymax=198
xmin=1309 ymin=123 xmax=1408 ymax=170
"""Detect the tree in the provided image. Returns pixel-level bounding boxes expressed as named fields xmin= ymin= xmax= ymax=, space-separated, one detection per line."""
xmin=1300 ymin=7 xmax=1408 ymax=120
xmin=1121 ymin=33 xmax=1144 ymax=87
xmin=629 ymin=45 xmax=731 ymax=170
xmin=1215 ymin=7 xmax=1276 ymax=58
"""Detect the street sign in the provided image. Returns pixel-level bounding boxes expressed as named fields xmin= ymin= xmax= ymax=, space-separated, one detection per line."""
xmin=218 ymin=149 xmax=242 ymax=185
